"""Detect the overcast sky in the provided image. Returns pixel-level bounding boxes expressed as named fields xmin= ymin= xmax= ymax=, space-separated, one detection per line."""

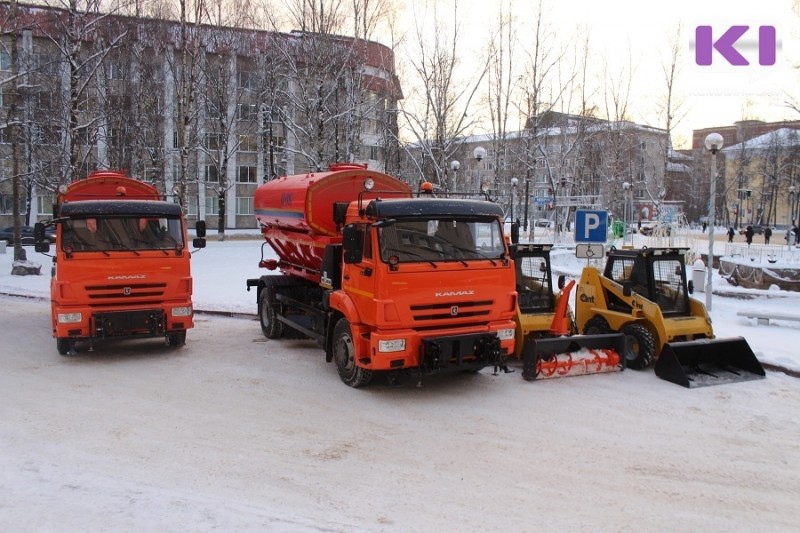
xmin=392 ymin=0 xmax=800 ymax=148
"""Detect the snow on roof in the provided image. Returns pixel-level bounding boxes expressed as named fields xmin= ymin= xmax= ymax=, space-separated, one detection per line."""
xmin=721 ymin=128 xmax=800 ymax=154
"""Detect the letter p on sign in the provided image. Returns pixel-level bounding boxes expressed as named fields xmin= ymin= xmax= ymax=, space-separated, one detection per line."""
xmin=575 ymin=209 xmax=607 ymax=243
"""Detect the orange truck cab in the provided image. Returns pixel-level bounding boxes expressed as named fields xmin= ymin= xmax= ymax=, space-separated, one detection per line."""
xmin=246 ymin=164 xmax=517 ymax=387
xmin=34 ymin=170 xmax=206 ymax=355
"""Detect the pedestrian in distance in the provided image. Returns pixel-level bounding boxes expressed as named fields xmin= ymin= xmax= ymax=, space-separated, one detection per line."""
xmin=745 ymin=225 xmax=754 ymax=246
xmin=727 ymin=227 xmax=735 ymax=243
xmin=764 ymin=226 xmax=772 ymax=245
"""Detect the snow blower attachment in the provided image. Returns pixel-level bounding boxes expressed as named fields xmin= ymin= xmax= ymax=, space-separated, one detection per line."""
xmin=655 ymin=337 xmax=765 ymax=388
xmin=522 ymin=333 xmax=626 ymax=381
xmin=510 ymin=244 xmax=626 ymax=381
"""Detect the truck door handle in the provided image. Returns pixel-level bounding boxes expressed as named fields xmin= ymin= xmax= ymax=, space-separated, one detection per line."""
xmin=361 ymin=268 xmax=373 ymax=276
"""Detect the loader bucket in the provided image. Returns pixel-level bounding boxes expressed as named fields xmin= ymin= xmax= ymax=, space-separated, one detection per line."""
xmin=655 ymin=337 xmax=766 ymax=388
xmin=522 ymin=334 xmax=626 ymax=381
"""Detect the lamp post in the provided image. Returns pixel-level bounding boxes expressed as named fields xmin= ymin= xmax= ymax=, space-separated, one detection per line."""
xmin=450 ymin=160 xmax=460 ymax=193
xmin=473 ymin=147 xmax=486 ymax=194
xmin=622 ymin=181 xmax=631 ymax=248
xmin=704 ymin=132 xmax=724 ymax=311
xmin=510 ymin=177 xmax=519 ymax=222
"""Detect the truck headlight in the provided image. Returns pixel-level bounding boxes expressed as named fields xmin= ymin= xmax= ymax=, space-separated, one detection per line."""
xmin=57 ymin=312 xmax=82 ymax=324
xmin=378 ymin=339 xmax=406 ymax=353
xmin=171 ymin=306 xmax=193 ymax=317
xmin=497 ymin=328 xmax=515 ymax=340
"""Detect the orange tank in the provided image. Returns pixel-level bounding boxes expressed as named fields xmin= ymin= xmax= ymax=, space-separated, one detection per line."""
xmin=254 ymin=164 xmax=411 ymax=282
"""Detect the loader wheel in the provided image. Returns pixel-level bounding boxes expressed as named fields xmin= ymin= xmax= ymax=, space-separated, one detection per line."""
xmin=621 ymin=323 xmax=656 ymax=370
xmin=332 ymin=319 xmax=373 ymax=388
xmin=258 ymin=287 xmax=283 ymax=339
xmin=583 ymin=316 xmax=612 ymax=335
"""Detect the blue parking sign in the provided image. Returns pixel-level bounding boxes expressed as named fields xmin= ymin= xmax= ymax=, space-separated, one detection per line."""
xmin=575 ymin=210 xmax=607 ymax=242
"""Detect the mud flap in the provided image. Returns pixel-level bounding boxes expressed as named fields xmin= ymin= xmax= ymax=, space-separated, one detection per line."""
xmin=655 ymin=337 xmax=766 ymax=388
xmin=522 ymin=334 xmax=626 ymax=381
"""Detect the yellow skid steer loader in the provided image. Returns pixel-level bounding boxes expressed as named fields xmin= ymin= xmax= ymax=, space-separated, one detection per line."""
xmin=573 ymin=246 xmax=765 ymax=388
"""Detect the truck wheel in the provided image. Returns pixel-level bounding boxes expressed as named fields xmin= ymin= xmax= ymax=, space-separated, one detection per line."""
xmin=168 ymin=331 xmax=186 ymax=347
xmin=332 ymin=319 xmax=372 ymax=388
xmin=56 ymin=338 xmax=73 ymax=356
xmin=259 ymin=288 xmax=283 ymax=339
xmin=583 ymin=316 xmax=612 ymax=335
xmin=621 ymin=323 xmax=656 ymax=370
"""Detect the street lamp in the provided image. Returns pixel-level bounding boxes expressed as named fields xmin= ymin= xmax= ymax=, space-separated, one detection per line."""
xmin=473 ymin=147 xmax=486 ymax=194
xmin=789 ymin=185 xmax=796 ymax=225
xmin=450 ymin=160 xmax=460 ymax=193
xmin=622 ymin=181 xmax=631 ymax=248
xmin=508 ymin=176 xmax=519 ymax=224
xmin=704 ymin=132 xmax=724 ymax=311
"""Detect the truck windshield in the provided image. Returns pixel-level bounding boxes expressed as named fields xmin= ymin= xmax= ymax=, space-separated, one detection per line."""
xmin=378 ymin=218 xmax=505 ymax=264
xmin=62 ymin=216 xmax=184 ymax=252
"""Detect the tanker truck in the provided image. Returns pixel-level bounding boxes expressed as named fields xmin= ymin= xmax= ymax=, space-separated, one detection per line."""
xmin=246 ymin=164 xmax=517 ymax=387
xmin=34 ymin=170 xmax=206 ymax=355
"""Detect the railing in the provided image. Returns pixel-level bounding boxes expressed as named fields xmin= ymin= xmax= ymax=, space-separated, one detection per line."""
xmin=723 ymin=243 xmax=800 ymax=264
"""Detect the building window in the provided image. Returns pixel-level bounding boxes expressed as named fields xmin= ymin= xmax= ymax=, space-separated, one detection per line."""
xmin=237 ymin=196 xmax=254 ymax=215
xmin=205 ymin=165 xmax=219 ymax=182
xmin=237 ymin=103 xmax=258 ymax=121
xmin=238 ymin=134 xmax=257 ymax=152
xmin=204 ymin=133 xmax=223 ymax=150
xmin=238 ymin=70 xmax=254 ymax=90
xmin=0 ymin=50 xmax=10 ymax=71
xmin=238 ymin=166 xmax=257 ymax=183
xmin=36 ymin=195 xmax=55 ymax=214
xmin=206 ymin=195 xmax=220 ymax=215
xmin=0 ymin=127 xmax=9 ymax=144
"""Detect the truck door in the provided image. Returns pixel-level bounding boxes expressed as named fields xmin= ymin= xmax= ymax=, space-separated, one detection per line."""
xmin=343 ymin=223 xmax=377 ymax=323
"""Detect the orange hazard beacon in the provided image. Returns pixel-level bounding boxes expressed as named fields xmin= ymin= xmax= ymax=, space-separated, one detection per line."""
xmin=246 ymin=163 xmax=517 ymax=387
xmin=33 ymin=170 xmax=207 ymax=355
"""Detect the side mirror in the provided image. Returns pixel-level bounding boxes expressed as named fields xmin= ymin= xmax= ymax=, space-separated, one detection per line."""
xmin=687 ymin=280 xmax=694 ymax=294
xmin=557 ymin=274 xmax=566 ymax=290
xmin=34 ymin=222 xmax=46 ymax=241
xmin=342 ymin=225 xmax=363 ymax=264
xmin=195 ymin=220 xmax=206 ymax=238
xmin=193 ymin=237 xmax=206 ymax=249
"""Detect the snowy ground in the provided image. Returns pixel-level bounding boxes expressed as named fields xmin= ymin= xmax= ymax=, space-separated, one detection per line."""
xmin=1 ymin=229 xmax=799 ymax=531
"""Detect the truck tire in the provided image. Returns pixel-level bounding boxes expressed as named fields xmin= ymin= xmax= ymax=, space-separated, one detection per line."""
xmin=583 ymin=316 xmax=612 ymax=335
xmin=332 ymin=319 xmax=372 ymax=388
xmin=259 ymin=285 xmax=284 ymax=339
xmin=56 ymin=338 xmax=72 ymax=356
xmin=621 ymin=323 xmax=656 ymax=370
xmin=168 ymin=331 xmax=186 ymax=347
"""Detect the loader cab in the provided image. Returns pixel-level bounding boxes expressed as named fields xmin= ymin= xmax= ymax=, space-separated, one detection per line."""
xmin=511 ymin=244 xmax=555 ymax=312
xmin=603 ymin=248 xmax=690 ymax=316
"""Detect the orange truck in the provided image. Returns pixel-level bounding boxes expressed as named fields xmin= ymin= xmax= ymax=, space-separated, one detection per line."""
xmin=246 ymin=163 xmax=517 ymax=387
xmin=34 ymin=170 xmax=206 ymax=355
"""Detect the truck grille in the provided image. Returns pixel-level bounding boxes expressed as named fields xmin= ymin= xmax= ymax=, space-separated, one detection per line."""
xmin=410 ymin=300 xmax=493 ymax=321
xmin=85 ymin=282 xmax=167 ymax=300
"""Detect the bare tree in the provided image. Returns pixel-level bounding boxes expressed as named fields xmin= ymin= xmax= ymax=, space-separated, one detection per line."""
xmin=401 ymin=0 xmax=488 ymax=189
